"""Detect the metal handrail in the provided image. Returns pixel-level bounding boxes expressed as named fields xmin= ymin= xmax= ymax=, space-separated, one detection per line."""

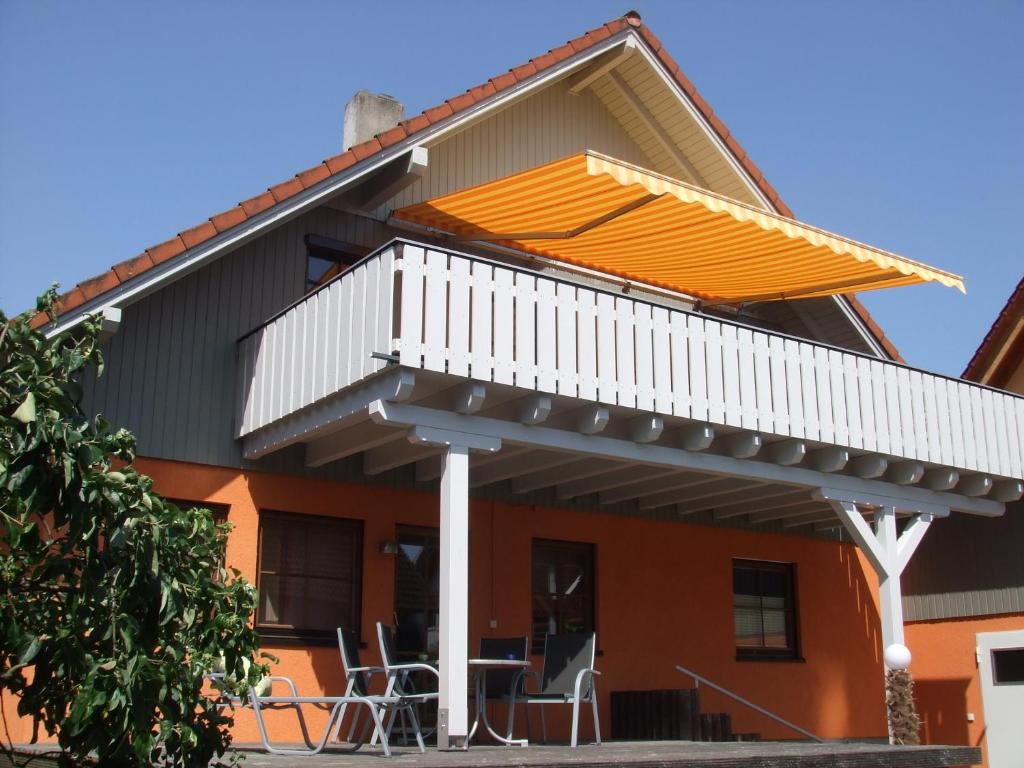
xmin=675 ymin=664 xmax=823 ymax=743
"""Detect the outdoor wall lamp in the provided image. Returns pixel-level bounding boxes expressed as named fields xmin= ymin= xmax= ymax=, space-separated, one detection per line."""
xmin=378 ymin=539 xmax=398 ymax=555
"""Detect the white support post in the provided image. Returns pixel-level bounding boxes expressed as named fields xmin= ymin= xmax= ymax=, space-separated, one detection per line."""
xmin=824 ymin=498 xmax=936 ymax=651
xmin=874 ymin=507 xmax=904 ymax=649
xmin=823 ymin=493 xmax=938 ymax=741
xmin=438 ymin=443 xmax=470 ymax=750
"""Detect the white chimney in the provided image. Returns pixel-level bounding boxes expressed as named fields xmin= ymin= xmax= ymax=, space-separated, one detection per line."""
xmin=343 ymin=90 xmax=405 ymax=151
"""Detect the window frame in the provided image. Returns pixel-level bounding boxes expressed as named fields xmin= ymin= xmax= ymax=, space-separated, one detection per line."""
xmin=255 ymin=509 xmax=364 ymax=646
xmin=164 ymin=498 xmax=229 ymax=525
xmin=304 ymin=235 xmax=369 ymax=292
xmin=732 ymin=558 xmax=801 ymax=662
xmin=393 ymin=525 xmax=441 ymax=657
xmin=530 ymin=538 xmax=597 ymax=655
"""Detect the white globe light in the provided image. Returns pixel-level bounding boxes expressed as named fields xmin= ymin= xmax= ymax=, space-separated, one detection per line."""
xmin=884 ymin=643 xmax=912 ymax=670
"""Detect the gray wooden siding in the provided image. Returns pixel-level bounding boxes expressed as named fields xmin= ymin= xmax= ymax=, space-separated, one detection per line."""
xmin=81 ymin=206 xmax=392 ymax=468
xmin=902 ymin=500 xmax=1024 ymax=620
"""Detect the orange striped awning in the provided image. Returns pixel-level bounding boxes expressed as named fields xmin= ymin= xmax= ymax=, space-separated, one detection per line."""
xmin=393 ymin=152 xmax=965 ymax=303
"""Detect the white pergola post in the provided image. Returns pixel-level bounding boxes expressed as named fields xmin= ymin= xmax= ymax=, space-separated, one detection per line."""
xmin=405 ymin=425 xmax=500 ymax=750
xmin=438 ymin=443 xmax=470 ymax=749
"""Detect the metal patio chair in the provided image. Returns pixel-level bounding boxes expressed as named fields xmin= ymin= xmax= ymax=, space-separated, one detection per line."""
xmin=330 ymin=626 xmax=387 ymax=743
xmin=210 ymin=670 xmax=422 ymax=757
xmin=515 ymin=632 xmax=601 ymax=748
xmin=376 ymin=621 xmax=440 ymax=743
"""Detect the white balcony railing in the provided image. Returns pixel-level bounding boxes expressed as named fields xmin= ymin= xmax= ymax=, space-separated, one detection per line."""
xmin=237 ymin=239 xmax=1024 ymax=483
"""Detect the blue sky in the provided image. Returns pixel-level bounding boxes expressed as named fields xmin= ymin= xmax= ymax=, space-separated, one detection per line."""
xmin=1 ymin=1 xmax=1021 ymax=377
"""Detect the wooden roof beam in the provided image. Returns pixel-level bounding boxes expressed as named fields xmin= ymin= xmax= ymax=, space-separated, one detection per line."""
xmin=566 ymin=38 xmax=639 ymax=96
xmin=607 ymin=69 xmax=708 ymax=187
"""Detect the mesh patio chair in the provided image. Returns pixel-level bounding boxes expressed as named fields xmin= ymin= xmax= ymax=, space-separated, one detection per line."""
xmin=516 ymin=632 xmax=601 ymax=748
xmin=377 ymin=621 xmax=440 ymax=743
xmin=330 ymin=627 xmax=386 ymax=743
xmin=477 ymin=636 xmax=532 ymax=743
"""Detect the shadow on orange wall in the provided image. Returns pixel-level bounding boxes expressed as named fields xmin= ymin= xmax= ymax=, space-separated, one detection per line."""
xmin=914 ymin=678 xmax=971 ymax=748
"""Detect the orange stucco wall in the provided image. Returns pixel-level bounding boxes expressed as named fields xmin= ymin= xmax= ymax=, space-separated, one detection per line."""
xmin=906 ymin=613 xmax=1024 ymax=767
xmin=4 ymin=456 xmax=891 ymax=746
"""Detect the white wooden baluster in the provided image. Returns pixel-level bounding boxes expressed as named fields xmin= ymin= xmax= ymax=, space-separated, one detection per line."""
xmin=721 ymin=324 xmax=742 ymax=428
xmin=615 ymin=296 xmax=637 ymax=409
xmin=829 ymin=349 xmax=848 ymax=446
xmin=843 ymin=354 xmax=862 ymax=450
xmin=857 ymin=356 xmax=876 ymax=453
xmin=423 ymin=250 xmax=448 ymax=373
xmin=596 ymin=292 xmax=617 ymax=405
xmin=688 ymin=315 xmax=709 ymax=422
xmin=470 ymin=261 xmax=494 ymax=382
xmin=669 ymin=312 xmax=691 ymax=419
xmin=493 ymin=268 xmax=515 ymax=386
xmin=781 ymin=338 xmax=801 ymax=438
xmin=514 ymin=272 xmax=537 ymax=390
xmin=556 ymin=282 xmax=579 ymax=398
xmin=448 ymin=256 xmax=471 ymax=377
xmin=754 ymin=333 xmax=774 ymax=434
xmin=704 ymin=320 xmax=724 ymax=424
xmin=398 ymin=246 xmax=425 ymax=369
xmin=736 ymin=327 xmax=757 ymax=431
xmin=577 ymin=288 xmax=598 ymax=401
xmin=652 ymin=307 xmax=672 ymax=415
xmin=814 ymin=346 xmax=833 ymax=443
xmin=536 ymin=280 xmax=557 ymax=394
xmin=799 ymin=343 xmax=818 ymax=442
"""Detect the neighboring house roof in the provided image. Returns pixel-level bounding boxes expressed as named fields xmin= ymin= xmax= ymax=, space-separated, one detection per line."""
xmin=962 ymin=275 xmax=1024 ymax=385
xmin=30 ymin=10 xmax=901 ymax=360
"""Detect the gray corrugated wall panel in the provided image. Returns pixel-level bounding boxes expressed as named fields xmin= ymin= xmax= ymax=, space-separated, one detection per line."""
xmin=903 ymin=500 xmax=1024 ymax=621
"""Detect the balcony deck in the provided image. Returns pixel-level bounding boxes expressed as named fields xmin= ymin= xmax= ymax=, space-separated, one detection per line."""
xmin=235 ymin=238 xmax=1023 ymax=522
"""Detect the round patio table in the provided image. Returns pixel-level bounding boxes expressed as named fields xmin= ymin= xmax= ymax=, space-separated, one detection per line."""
xmin=467 ymin=658 xmax=530 ymax=747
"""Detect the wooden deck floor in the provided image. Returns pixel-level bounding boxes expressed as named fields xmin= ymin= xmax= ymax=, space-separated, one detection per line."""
xmin=232 ymin=740 xmax=980 ymax=768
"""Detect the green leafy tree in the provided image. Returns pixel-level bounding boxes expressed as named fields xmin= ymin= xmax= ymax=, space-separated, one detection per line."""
xmin=0 ymin=289 xmax=268 ymax=767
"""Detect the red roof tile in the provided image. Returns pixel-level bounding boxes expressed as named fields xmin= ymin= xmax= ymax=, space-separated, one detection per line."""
xmin=79 ymin=270 xmax=121 ymax=301
xmin=113 ymin=252 xmax=155 ymax=282
xmin=209 ymin=206 xmax=248 ymax=233
xmin=146 ymin=235 xmax=187 ymax=265
xmin=267 ymin=178 xmax=303 ymax=203
xmin=240 ymin=191 xmax=277 ymax=217
xmin=296 ymin=163 xmax=331 ymax=189
xmin=33 ymin=10 xmax=897 ymax=359
xmin=179 ymin=221 xmax=218 ymax=249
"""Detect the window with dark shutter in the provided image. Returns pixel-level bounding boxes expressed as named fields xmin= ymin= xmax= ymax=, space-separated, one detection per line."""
xmin=256 ymin=510 xmax=363 ymax=644
xmin=733 ymin=559 xmax=799 ymax=660
xmin=531 ymin=539 xmax=595 ymax=653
